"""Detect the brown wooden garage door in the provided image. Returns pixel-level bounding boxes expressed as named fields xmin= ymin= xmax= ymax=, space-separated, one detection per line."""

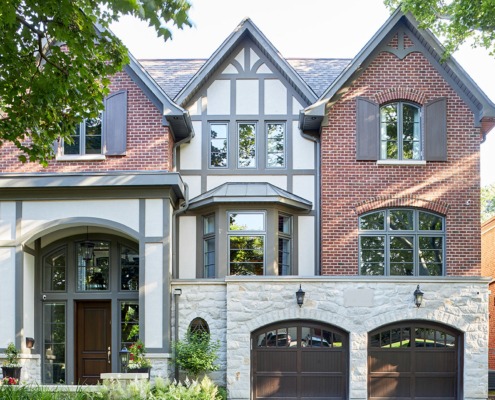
xmin=368 ymin=321 xmax=462 ymax=400
xmin=252 ymin=320 xmax=348 ymax=400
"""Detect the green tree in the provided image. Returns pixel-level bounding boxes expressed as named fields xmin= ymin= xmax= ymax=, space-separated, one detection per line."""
xmin=481 ymin=183 xmax=495 ymax=222
xmin=385 ymin=0 xmax=495 ymax=57
xmin=0 ymin=0 xmax=191 ymax=165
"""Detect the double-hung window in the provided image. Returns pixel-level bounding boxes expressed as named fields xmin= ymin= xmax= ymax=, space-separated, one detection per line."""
xmin=64 ymin=115 xmax=103 ymax=155
xmin=359 ymin=209 xmax=444 ymax=276
xmin=380 ymin=102 xmax=421 ymax=160
xmin=228 ymin=212 xmax=265 ymax=275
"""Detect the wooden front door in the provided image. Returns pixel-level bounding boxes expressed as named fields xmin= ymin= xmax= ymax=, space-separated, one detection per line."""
xmin=75 ymin=301 xmax=112 ymax=384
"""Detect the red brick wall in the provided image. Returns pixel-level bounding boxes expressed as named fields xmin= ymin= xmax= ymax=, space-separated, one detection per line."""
xmin=482 ymin=217 xmax=495 ymax=368
xmin=0 ymin=71 xmax=173 ymax=173
xmin=321 ymin=50 xmax=481 ymax=276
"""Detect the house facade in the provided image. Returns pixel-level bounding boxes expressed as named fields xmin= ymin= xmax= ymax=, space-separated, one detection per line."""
xmin=0 ymin=9 xmax=494 ymax=400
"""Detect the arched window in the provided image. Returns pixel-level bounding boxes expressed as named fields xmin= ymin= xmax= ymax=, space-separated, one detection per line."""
xmin=189 ymin=318 xmax=210 ymax=335
xmin=380 ymin=102 xmax=421 ymax=160
xmin=359 ymin=209 xmax=445 ymax=276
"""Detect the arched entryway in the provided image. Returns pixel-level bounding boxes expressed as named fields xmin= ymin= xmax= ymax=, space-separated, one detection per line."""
xmin=37 ymin=231 xmax=140 ymax=384
xmin=368 ymin=320 xmax=462 ymax=399
xmin=251 ymin=320 xmax=349 ymax=399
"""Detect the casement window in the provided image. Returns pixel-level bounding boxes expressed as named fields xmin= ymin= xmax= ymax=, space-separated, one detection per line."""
xmin=238 ymin=122 xmax=257 ymax=168
xmin=64 ymin=115 xmax=103 ymax=155
xmin=228 ymin=211 xmax=265 ymax=275
xmin=59 ymin=90 xmax=127 ymax=158
xmin=380 ymin=102 xmax=421 ymax=160
xmin=356 ymin=97 xmax=447 ymax=161
xmin=210 ymin=123 xmax=228 ymax=168
xmin=267 ymin=122 xmax=285 ymax=168
xmin=203 ymin=214 xmax=216 ymax=278
xmin=278 ymin=214 xmax=292 ymax=275
xmin=359 ymin=209 xmax=445 ymax=276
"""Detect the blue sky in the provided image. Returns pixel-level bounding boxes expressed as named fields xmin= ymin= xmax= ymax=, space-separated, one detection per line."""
xmin=110 ymin=0 xmax=495 ymax=186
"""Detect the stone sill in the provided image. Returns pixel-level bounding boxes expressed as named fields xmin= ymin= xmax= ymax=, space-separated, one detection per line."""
xmin=56 ymin=155 xmax=106 ymax=162
xmin=376 ymin=160 xmax=426 ymax=166
xmin=172 ymin=276 xmax=491 ymax=285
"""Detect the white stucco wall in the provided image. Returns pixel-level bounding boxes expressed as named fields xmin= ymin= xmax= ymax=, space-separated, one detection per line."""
xmin=144 ymin=243 xmax=164 ymax=348
xmin=178 ymin=216 xmax=197 ymax=279
xmin=180 ymin=120 xmax=202 ymax=170
xmin=0 ymin=247 xmax=16 ymax=347
xmin=207 ymin=80 xmax=231 ymax=115
xmin=0 ymin=201 xmax=16 ymax=241
xmin=292 ymin=122 xmax=315 ymax=170
xmin=292 ymin=175 xmax=315 ymax=210
xmin=23 ymin=252 xmax=35 ymax=345
xmin=264 ymin=79 xmax=287 ymax=115
xmin=297 ymin=216 xmax=315 ymax=276
xmin=21 ymin=199 xmax=140 ymax=235
xmin=207 ymin=175 xmax=288 ymax=191
xmin=236 ymin=80 xmax=259 ymax=115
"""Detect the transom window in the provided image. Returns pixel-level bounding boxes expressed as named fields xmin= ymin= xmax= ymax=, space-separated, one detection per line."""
xmin=63 ymin=115 xmax=103 ymax=155
xmin=228 ymin=211 xmax=265 ymax=275
xmin=359 ymin=209 xmax=444 ymax=276
xmin=380 ymin=102 xmax=421 ymax=160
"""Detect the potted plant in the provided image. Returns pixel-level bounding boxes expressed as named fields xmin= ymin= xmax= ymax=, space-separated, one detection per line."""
xmin=1 ymin=343 xmax=21 ymax=383
xmin=127 ymin=339 xmax=151 ymax=378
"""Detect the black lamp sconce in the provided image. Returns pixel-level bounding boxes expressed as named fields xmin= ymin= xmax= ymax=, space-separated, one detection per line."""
xmin=296 ymin=285 xmax=305 ymax=307
xmin=414 ymin=285 xmax=424 ymax=308
xmin=25 ymin=337 xmax=35 ymax=349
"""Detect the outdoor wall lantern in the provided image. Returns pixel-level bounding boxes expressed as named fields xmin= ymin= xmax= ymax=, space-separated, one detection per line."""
xmin=25 ymin=337 xmax=35 ymax=349
xmin=296 ymin=285 xmax=305 ymax=307
xmin=120 ymin=346 xmax=130 ymax=373
xmin=81 ymin=226 xmax=95 ymax=262
xmin=414 ymin=285 xmax=424 ymax=308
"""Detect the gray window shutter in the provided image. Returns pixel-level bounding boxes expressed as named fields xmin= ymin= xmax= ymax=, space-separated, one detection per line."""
xmin=424 ymin=97 xmax=447 ymax=161
xmin=356 ymin=97 xmax=379 ymax=160
xmin=104 ymin=90 xmax=127 ymax=155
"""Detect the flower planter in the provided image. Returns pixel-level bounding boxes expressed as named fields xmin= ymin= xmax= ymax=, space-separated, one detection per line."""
xmin=1 ymin=366 xmax=21 ymax=383
xmin=128 ymin=366 xmax=151 ymax=379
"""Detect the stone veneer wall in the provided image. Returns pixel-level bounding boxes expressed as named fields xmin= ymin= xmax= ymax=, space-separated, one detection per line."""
xmin=0 ymin=354 xmax=41 ymax=384
xmin=173 ymin=277 xmax=489 ymax=400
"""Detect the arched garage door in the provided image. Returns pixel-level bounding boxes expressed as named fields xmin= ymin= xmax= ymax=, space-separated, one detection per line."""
xmin=252 ymin=320 xmax=348 ymax=399
xmin=368 ymin=321 xmax=462 ymax=400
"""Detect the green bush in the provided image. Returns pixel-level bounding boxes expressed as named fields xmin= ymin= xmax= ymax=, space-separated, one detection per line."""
xmin=173 ymin=330 xmax=220 ymax=378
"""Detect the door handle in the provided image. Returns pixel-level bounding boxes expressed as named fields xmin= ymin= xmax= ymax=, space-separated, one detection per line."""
xmin=108 ymin=347 xmax=111 ymax=364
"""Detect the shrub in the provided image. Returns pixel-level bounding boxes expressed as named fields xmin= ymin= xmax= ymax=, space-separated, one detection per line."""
xmin=173 ymin=330 xmax=220 ymax=378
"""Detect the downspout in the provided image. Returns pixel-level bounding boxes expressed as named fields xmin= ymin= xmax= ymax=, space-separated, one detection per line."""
xmin=300 ymin=131 xmax=321 ymax=275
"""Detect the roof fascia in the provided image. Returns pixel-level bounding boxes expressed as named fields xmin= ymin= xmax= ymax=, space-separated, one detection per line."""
xmin=300 ymin=8 xmax=495 ymax=132
xmin=174 ymin=18 xmax=317 ymax=107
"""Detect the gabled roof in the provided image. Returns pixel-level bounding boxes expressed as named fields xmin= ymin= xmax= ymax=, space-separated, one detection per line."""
xmin=299 ymin=8 xmax=495 ymax=134
xmin=123 ymin=53 xmax=193 ymax=141
xmin=171 ymin=18 xmax=320 ymax=107
xmin=188 ymin=182 xmax=312 ymax=211
xmin=140 ymin=58 xmax=351 ymax=100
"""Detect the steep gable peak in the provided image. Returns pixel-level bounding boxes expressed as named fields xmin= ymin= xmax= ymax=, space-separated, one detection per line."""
xmin=174 ymin=17 xmax=317 ymax=107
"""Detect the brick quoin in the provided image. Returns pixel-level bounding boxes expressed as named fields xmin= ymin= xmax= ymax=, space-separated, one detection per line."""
xmin=320 ymin=50 xmax=481 ymax=276
xmin=0 ymin=71 xmax=173 ymax=173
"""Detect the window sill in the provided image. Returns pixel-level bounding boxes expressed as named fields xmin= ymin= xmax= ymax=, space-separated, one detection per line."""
xmin=56 ymin=155 xmax=106 ymax=162
xmin=376 ymin=160 xmax=426 ymax=166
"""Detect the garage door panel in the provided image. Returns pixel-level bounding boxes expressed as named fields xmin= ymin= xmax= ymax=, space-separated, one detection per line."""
xmin=256 ymin=376 xmax=297 ymax=398
xmin=301 ymin=351 xmax=344 ymax=372
xmin=415 ymin=377 xmax=455 ymax=397
xmin=300 ymin=375 xmax=345 ymax=398
xmin=369 ymin=376 xmax=411 ymax=397
xmin=369 ymin=351 xmax=411 ymax=372
xmin=256 ymin=350 xmax=297 ymax=372
xmin=252 ymin=321 xmax=348 ymax=400
xmin=368 ymin=321 xmax=461 ymax=400
xmin=415 ymin=351 xmax=456 ymax=372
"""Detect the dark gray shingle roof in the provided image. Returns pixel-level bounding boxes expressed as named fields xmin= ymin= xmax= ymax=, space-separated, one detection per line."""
xmin=139 ymin=58 xmax=351 ymax=100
